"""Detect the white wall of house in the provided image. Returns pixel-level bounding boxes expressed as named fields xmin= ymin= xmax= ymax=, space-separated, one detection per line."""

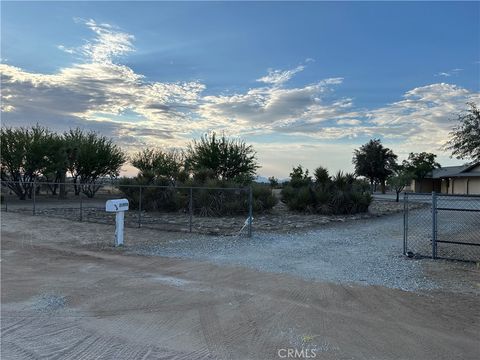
xmin=406 ymin=164 xmax=480 ymax=194
xmin=467 ymin=178 xmax=480 ymax=194
xmin=452 ymin=178 xmax=468 ymax=194
xmin=447 ymin=177 xmax=480 ymax=195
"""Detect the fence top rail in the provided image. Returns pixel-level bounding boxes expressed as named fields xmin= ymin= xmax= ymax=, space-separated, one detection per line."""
xmin=404 ymin=191 xmax=480 ymax=199
xmin=1 ymin=180 xmax=250 ymax=191
xmin=436 ymin=193 xmax=480 ymax=198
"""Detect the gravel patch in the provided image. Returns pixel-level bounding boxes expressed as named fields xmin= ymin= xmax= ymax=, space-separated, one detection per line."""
xmin=129 ymin=212 xmax=479 ymax=293
xmin=31 ymin=294 xmax=68 ymax=313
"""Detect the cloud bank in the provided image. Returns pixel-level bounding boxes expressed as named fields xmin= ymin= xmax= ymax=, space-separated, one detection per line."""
xmin=1 ymin=19 xmax=204 ymax=148
xmin=1 ymin=19 xmax=479 ymax=175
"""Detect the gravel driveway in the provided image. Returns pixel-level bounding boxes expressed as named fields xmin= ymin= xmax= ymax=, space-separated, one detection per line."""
xmin=130 ymin=211 xmax=478 ymax=293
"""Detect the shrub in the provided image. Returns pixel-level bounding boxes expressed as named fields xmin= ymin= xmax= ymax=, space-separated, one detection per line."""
xmin=117 ymin=178 xmax=277 ymax=216
xmin=252 ymin=183 xmax=278 ymax=212
xmin=281 ymin=167 xmax=372 ymax=215
xmin=118 ymin=177 xmax=185 ymax=212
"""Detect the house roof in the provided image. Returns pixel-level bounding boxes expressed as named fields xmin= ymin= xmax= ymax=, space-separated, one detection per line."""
xmin=426 ymin=162 xmax=480 ymax=179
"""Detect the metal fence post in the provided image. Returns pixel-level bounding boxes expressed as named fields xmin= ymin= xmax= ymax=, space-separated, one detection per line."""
xmin=248 ymin=186 xmax=253 ymax=238
xmin=32 ymin=179 xmax=36 ymax=215
xmin=432 ymin=191 xmax=437 ymax=259
xmin=189 ymin=187 xmax=193 ymax=233
xmin=138 ymin=186 xmax=142 ymax=228
xmin=403 ymin=192 xmax=407 ymax=255
xmin=79 ymin=196 xmax=83 ymax=222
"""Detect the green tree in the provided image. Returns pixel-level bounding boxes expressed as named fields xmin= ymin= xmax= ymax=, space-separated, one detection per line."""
xmin=185 ymin=132 xmax=259 ymax=184
xmin=131 ymin=148 xmax=183 ymax=184
xmin=403 ymin=152 xmax=440 ymax=193
xmin=445 ymin=102 xmax=480 ymax=163
xmin=64 ymin=129 xmax=126 ymax=197
xmin=268 ymin=176 xmax=279 ymax=188
xmin=0 ymin=125 xmax=55 ymax=199
xmin=352 ymin=139 xmax=398 ymax=194
xmin=289 ymin=165 xmax=311 ymax=188
xmin=313 ymin=166 xmax=330 ymax=190
xmin=387 ymin=166 xmax=413 ymax=202
xmin=41 ymin=133 xmax=68 ymax=197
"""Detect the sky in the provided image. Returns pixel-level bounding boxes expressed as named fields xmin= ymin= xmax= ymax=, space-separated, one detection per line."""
xmin=1 ymin=1 xmax=479 ymax=178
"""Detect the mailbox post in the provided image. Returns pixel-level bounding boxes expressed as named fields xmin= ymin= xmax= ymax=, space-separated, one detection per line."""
xmin=106 ymin=199 xmax=129 ymax=247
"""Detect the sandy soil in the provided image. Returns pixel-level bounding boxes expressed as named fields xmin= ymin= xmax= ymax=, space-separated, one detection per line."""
xmin=1 ymin=212 xmax=479 ymax=359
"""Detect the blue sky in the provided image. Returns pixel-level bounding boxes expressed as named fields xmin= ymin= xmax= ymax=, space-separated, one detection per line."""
xmin=1 ymin=1 xmax=479 ymax=177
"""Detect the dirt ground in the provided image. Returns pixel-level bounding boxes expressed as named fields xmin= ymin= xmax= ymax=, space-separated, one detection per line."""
xmin=1 ymin=212 xmax=479 ymax=359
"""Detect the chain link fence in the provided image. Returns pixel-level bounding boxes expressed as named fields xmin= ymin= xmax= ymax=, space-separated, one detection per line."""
xmin=404 ymin=192 xmax=480 ymax=262
xmin=1 ymin=181 xmax=254 ymax=236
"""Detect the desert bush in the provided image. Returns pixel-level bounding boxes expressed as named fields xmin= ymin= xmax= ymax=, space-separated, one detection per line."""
xmin=118 ymin=177 xmax=185 ymax=212
xmin=117 ymin=178 xmax=277 ymax=216
xmin=252 ymin=183 xmax=277 ymax=212
xmin=281 ymin=167 xmax=372 ymax=215
xmin=189 ymin=181 xmax=277 ymax=216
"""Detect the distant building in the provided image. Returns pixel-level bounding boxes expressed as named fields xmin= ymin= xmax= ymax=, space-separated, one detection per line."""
xmin=408 ymin=162 xmax=480 ymax=194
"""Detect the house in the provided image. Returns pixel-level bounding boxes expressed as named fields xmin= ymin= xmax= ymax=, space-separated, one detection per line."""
xmin=409 ymin=162 xmax=480 ymax=194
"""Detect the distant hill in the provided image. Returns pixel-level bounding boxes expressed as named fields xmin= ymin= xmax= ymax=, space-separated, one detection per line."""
xmin=254 ymin=175 xmax=289 ymax=184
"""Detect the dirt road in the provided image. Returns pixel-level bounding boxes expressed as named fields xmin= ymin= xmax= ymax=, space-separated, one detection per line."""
xmin=1 ymin=212 xmax=479 ymax=359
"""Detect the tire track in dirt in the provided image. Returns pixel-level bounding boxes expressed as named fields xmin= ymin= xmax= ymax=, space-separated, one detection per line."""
xmin=250 ymin=286 xmax=311 ymax=358
xmin=199 ymin=303 xmax=235 ymax=360
xmin=1 ymin=314 xmax=216 ymax=360
xmin=0 ymin=317 xmax=36 ymax=336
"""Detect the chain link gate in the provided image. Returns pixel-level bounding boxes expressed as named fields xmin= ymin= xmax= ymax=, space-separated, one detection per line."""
xmin=404 ymin=192 xmax=480 ymax=262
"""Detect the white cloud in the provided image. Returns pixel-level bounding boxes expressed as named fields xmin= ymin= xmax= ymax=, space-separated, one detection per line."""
xmin=256 ymin=65 xmax=305 ymax=86
xmin=1 ymin=19 xmax=205 ymax=147
xmin=57 ymin=45 xmax=75 ymax=54
xmin=434 ymin=68 xmax=463 ymax=77
xmin=337 ymin=119 xmax=361 ymax=125
xmin=199 ymin=68 xmax=346 ymax=135
xmin=81 ymin=19 xmax=135 ymax=63
xmin=366 ymin=83 xmax=479 ymax=155
xmin=58 ymin=19 xmax=134 ymax=63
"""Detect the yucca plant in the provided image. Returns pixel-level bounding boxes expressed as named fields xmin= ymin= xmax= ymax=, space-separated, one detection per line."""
xmin=282 ymin=165 xmax=372 ymax=215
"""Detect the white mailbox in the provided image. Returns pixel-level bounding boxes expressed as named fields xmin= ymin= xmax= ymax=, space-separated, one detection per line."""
xmin=106 ymin=199 xmax=129 ymax=212
xmin=105 ymin=199 xmax=129 ymax=246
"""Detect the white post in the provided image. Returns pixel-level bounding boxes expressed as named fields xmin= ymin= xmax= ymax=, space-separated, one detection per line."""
xmin=115 ymin=211 xmax=125 ymax=246
xmin=106 ymin=199 xmax=129 ymax=247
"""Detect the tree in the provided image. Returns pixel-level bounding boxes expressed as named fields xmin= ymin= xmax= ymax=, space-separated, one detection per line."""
xmin=352 ymin=139 xmax=398 ymax=194
xmin=403 ymin=152 xmax=440 ymax=193
xmin=289 ymin=165 xmax=311 ymax=188
xmin=445 ymin=102 xmax=480 ymax=163
xmin=313 ymin=166 xmax=330 ymax=189
xmin=64 ymin=129 xmax=126 ymax=197
xmin=0 ymin=125 xmax=55 ymax=200
xmin=131 ymin=148 xmax=183 ymax=184
xmin=387 ymin=166 xmax=413 ymax=202
xmin=41 ymin=133 xmax=68 ymax=197
xmin=185 ymin=132 xmax=259 ymax=184
xmin=268 ymin=176 xmax=279 ymax=188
